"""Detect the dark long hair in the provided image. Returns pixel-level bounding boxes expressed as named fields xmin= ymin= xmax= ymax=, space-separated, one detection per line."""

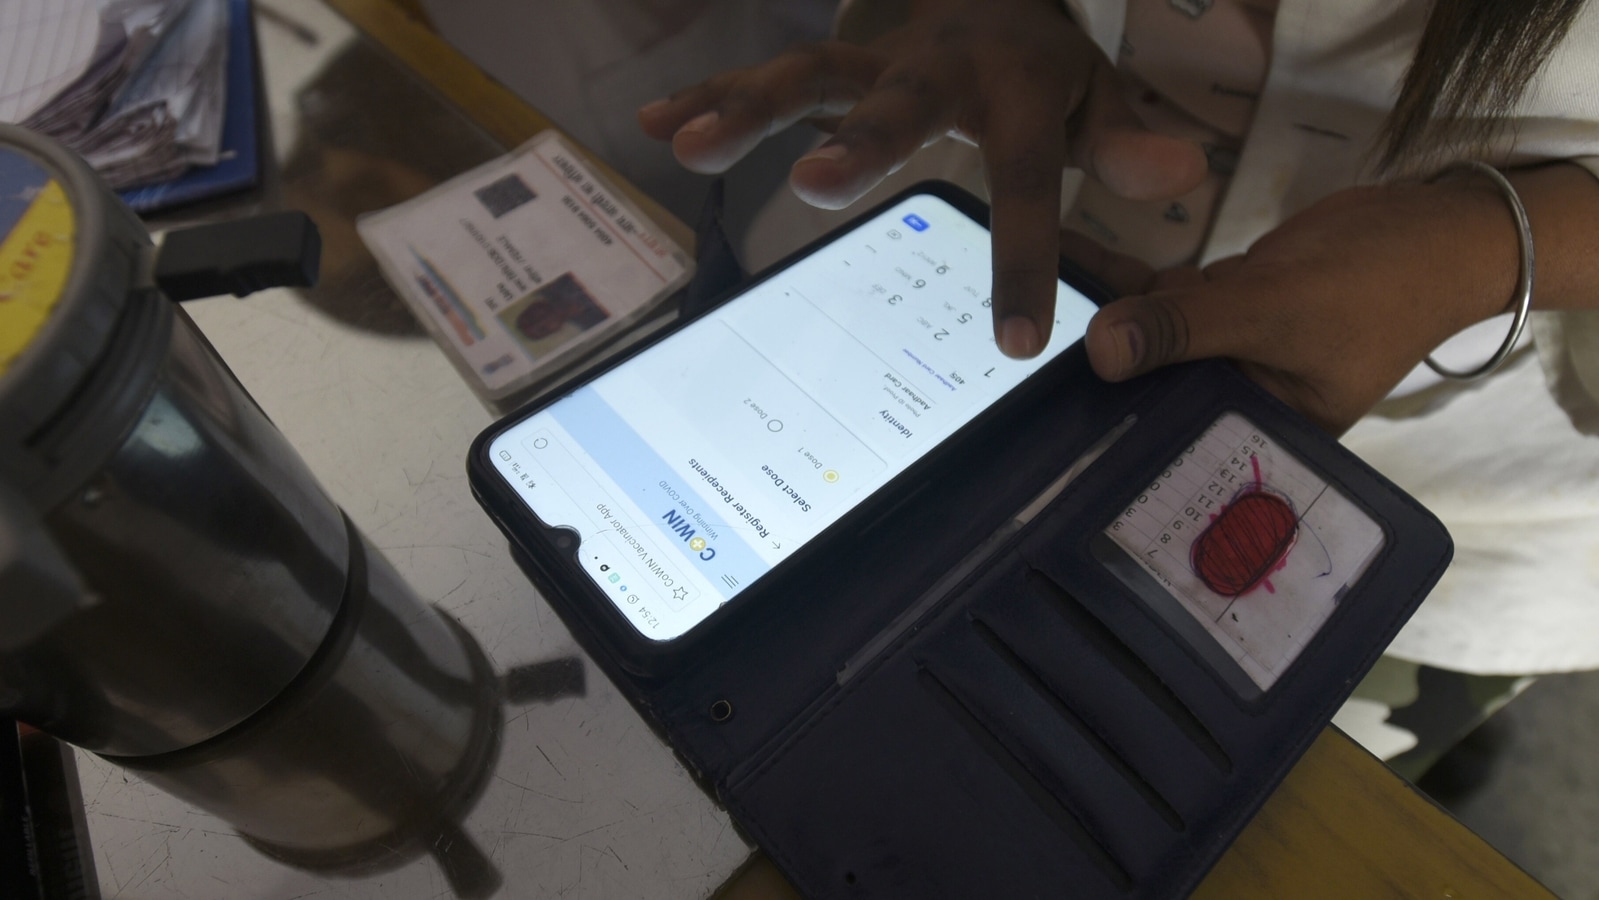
xmin=1380 ymin=0 xmax=1587 ymax=172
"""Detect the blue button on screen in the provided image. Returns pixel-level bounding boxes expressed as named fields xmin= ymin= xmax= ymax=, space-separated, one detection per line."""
xmin=902 ymin=213 xmax=929 ymax=232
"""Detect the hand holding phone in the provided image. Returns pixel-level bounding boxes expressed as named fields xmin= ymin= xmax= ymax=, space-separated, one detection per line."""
xmin=474 ymin=185 xmax=1099 ymax=642
xmin=637 ymin=2 xmax=1208 ymax=358
xmin=467 ymin=184 xmax=1453 ymax=900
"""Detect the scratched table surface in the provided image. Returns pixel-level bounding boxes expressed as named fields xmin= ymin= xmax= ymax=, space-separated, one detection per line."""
xmin=74 ymin=1 xmax=749 ymax=897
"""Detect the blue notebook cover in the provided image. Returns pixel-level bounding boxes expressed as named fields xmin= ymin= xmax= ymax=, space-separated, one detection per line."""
xmin=120 ymin=0 xmax=260 ymax=214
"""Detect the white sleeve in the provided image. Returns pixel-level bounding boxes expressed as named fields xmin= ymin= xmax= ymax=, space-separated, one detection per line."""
xmin=834 ymin=0 xmax=1123 ymax=57
xmin=1481 ymin=8 xmax=1599 ymax=435
xmin=1531 ymin=153 xmax=1599 ymax=435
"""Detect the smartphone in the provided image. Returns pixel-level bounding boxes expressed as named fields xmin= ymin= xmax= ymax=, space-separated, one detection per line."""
xmin=469 ymin=182 xmax=1104 ymax=652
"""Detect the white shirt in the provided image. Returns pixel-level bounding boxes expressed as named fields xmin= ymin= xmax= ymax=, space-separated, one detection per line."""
xmin=751 ymin=0 xmax=1599 ymax=673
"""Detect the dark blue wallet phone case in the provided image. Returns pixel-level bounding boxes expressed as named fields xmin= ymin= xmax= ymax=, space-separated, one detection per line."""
xmin=475 ymin=184 xmax=1453 ymax=899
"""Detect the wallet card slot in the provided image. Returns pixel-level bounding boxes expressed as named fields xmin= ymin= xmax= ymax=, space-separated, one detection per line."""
xmin=915 ymin=666 xmax=1134 ymax=893
xmin=1025 ymin=569 xmax=1232 ymax=773
xmin=967 ymin=616 xmax=1184 ymax=832
xmin=971 ymin=599 xmax=1221 ymax=822
xmin=916 ymin=617 xmax=1194 ymax=885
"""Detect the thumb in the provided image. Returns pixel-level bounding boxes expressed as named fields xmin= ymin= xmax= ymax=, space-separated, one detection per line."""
xmin=1071 ymin=61 xmax=1208 ymax=201
xmin=1086 ymin=283 xmax=1246 ymax=381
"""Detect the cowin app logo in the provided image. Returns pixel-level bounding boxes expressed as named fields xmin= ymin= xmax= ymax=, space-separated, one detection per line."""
xmin=662 ymin=510 xmax=716 ymax=560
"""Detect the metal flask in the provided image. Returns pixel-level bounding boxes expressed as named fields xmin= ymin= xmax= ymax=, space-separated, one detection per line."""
xmin=0 ymin=124 xmax=498 ymax=875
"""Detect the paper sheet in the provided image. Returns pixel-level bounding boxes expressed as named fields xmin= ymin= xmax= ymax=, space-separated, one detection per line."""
xmin=1106 ymin=413 xmax=1387 ymax=690
xmin=4 ymin=0 xmax=226 ymax=190
xmin=81 ymin=0 xmax=229 ymax=188
xmin=0 ymin=0 xmax=102 ymax=123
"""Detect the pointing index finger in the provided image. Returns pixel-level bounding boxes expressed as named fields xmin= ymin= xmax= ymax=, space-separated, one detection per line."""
xmin=981 ymin=86 xmax=1068 ymax=359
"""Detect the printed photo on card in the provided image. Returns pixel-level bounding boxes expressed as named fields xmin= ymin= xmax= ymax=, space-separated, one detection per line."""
xmin=358 ymin=131 xmax=691 ymax=401
xmin=499 ymin=272 xmax=609 ymax=359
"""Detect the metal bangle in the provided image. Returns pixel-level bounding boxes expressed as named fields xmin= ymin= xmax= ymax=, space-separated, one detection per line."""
xmin=1423 ymin=160 xmax=1535 ymax=381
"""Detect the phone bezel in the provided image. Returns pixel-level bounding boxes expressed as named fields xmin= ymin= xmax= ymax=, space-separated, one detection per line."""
xmin=467 ymin=180 xmax=1114 ymax=674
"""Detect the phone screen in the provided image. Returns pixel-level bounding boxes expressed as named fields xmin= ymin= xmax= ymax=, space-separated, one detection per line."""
xmin=488 ymin=193 xmax=1098 ymax=640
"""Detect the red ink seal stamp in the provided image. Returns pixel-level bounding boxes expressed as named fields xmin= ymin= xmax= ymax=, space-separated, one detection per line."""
xmin=1191 ymin=487 xmax=1299 ymax=597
